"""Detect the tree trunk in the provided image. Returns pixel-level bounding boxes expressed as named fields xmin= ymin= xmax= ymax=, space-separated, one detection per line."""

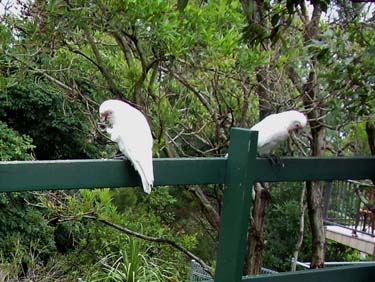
xmin=240 ymin=1 xmax=273 ymax=274
xmin=244 ymin=183 xmax=271 ymax=275
xmin=303 ymin=67 xmax=326 ymax=268
xmin=366 ymin=120 xmax=375 ymax=155
xmin=365 ymin=120 xmax=375 ymax=186
xmin=286 ymin=66 xmax=327 ymax=269
xmin=243 ymin=67 xmax=272 ymax=275
xmin=285 ymin=2 xmax=326 ymax=267
xmin=306 ymin=180 xmax=325 ymax=268
xmin=356 ymin=121 xmax=375 ymax=215
xmin=304 ymin=89 xmax=326 ymax=268
xmin=300 ymin=3 xmax=326 ymax=269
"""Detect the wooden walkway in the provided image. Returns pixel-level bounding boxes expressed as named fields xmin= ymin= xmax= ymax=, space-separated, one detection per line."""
xmin=325 ymin=225 xmax=375 ymax=256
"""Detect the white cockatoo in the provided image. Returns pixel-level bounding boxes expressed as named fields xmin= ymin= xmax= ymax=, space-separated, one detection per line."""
xmin=251 ymin=110 xmax=307 ymax=155
xmin=99 ymin=99 xmax=154 ymax=194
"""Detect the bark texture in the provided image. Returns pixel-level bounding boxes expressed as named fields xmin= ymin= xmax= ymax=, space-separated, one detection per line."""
xmin=244 ymin=183 xmax=271 ymax=275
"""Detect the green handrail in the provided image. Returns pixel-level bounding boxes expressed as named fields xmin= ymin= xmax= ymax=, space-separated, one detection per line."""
xmin=1 ymin=156 xmax=374 ymax=192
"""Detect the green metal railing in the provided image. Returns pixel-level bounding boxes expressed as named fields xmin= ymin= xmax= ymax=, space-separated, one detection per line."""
xmin=1 ymin=128 xmax=375 ymax=282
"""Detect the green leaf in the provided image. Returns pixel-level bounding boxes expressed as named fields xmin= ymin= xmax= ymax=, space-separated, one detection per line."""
xmin=177 ymin=0 xmax=189 ymax=12
xmin=271 ymin=13 xmax=280 ymax=27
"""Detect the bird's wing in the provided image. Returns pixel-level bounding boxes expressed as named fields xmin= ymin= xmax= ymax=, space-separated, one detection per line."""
xmin=251 ymin=114 xmax=289 ymax=154
xmin=115 ymin=107 xmax=154 ymax=193
xmin=118 ymin=137 xmax=154 ymax=193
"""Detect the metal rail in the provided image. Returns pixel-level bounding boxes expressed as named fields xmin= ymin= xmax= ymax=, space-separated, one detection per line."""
xmin=0 ymin=157 xmax=374 ymax=192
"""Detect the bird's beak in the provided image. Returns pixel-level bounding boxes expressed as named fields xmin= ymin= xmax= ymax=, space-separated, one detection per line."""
xmin=294 ymin=124 xmax=304 ymax=134
xmin=100 ymin=112 xmax=107 ymax=123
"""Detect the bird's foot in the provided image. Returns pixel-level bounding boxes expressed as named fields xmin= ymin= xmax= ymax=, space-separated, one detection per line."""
xmin=113 ymin=153 xmax=127 ymax=160
xmin=265 ymin=154 xmax=285 ymax=168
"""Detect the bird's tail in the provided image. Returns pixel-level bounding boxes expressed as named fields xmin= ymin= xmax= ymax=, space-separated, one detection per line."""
xmin=133 ymin=160 xmax=154 ymax=194
xmin=140 ymin=175 xmax=153 ymax=194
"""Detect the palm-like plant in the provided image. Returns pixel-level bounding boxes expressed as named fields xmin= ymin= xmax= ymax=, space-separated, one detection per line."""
xmin=92 ymin=239 xmax=177 ymax=282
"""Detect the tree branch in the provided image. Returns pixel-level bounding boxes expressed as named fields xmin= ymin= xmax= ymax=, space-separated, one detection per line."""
xmin=95 ymin=0 xmax=135 ymax=68
xmin=160 ymin=66 xmax=215 ymax=115
xmin=162 ymin=134 xmax=222 ymax=235
xmin=112 ymin=32 xmax=135 ymax=68
xmin=64 ymin=42 xmax=102 ymax=70
xmin=188 ymin=185 xmax=221 ymax=231
xmin=83 ymin=27 xmax=124 ymax=98
xmin=298 ymin=0 xmax=309 ymax=25
xmin=9 ymin=53 xmax=75 ymax=93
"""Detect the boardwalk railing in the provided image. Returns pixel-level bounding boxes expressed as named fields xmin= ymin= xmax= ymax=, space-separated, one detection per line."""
xmin=324 ymin=180 xmax=375 ymax=237
xmin=1 ymin=128 xmax=375 ymax=282
xmin=189 ymin=260 xmax=278 ymax=282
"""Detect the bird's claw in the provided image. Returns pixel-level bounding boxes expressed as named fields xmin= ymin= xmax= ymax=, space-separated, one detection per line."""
xmin=266 ymin=154 xmax=285 ymax=168
xmin=113 ymin=154 xmax=128 ymax=160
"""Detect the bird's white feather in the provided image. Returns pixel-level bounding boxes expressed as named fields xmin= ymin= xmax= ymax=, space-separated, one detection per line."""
xmin=100 ymin=100 xmax=154 ymax=193
xmin=251 ymin=110 xmax=307 ymax=155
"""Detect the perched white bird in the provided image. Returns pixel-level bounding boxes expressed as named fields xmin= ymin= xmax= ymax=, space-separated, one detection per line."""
xmin=99 ymin=99 xmax=154 ymax=193
xmin=251 ymin=110 xmax=307 ymax=155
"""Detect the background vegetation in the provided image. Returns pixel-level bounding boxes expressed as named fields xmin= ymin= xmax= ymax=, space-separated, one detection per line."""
xmin=0 ymin=0 xmax=374 ymax=281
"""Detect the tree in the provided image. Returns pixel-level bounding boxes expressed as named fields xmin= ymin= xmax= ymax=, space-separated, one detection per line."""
xmin=238 ymin=0 xmax=329 ymax=271
xmin=1 ymin=0 xmax=375 ymax=279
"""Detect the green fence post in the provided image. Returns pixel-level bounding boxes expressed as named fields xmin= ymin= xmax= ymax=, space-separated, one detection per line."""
xmin=214 ymin=128 xmax=258 ymax=282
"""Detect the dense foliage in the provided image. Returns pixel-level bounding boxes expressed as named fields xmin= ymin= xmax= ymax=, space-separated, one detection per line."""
xmin=0 ymin=0 xmax=374 ymax=280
